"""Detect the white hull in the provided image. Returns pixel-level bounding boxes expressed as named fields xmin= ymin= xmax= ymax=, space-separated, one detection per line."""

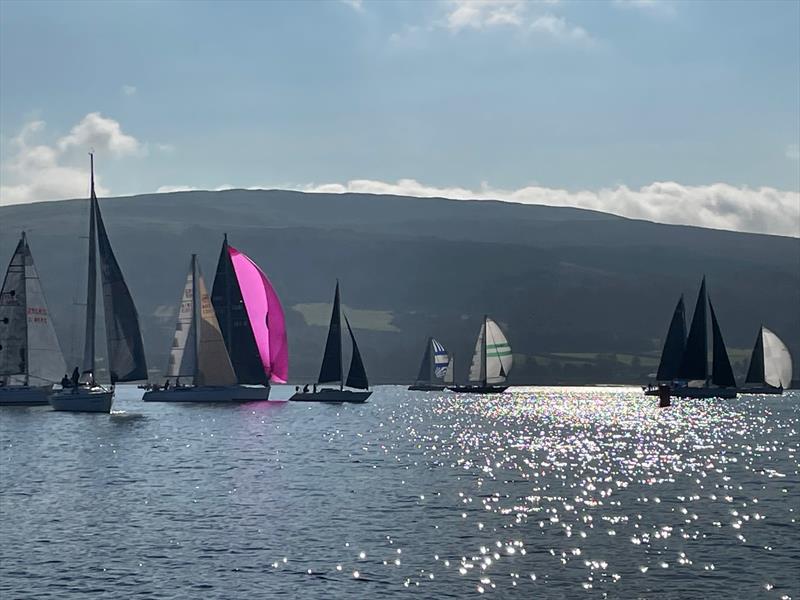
xmin=0 ymin=385 xmax=53 ymax=406
xmin=49 ymin=387 xmax=114 ymax=413
xmin=142 ymin=385 xmax=270 ymax=403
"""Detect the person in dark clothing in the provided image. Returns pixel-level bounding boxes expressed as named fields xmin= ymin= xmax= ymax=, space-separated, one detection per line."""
xmin=61 ymin=374 xmax=71 ymax=388
xmin=164 ymin=379 xmax=170 ymax=390
xmin=303 ymin=384 xmax=309 ymax=393
xmin=71 ymin=367 xmax=80 ymax=389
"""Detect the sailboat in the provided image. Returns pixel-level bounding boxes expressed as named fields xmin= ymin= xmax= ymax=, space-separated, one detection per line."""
xmin=290 ymin=281 xmax=371 ymax=403
xmin=449 ymin=316 xmax=512 ymax=394
xmin=740 ymin=326 xmax=793 ymax=394
xmin=208 ymin=235 xmax=289 ymax=399
xmin=0 ymin=233 xmax=67 ymax=406
xmin=645 ymin=277 xmax=737 ymax=399
xmin=49 ymin=154 xmax=148 ymax=413
xmin=408 ymin=337 xmax=451 ymax=391
xmin=143 ymin=251 xmax=286 ymax=402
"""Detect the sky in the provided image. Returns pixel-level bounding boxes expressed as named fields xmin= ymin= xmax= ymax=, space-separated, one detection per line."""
xmin=1 ymin=0 xmax=798 ymax=236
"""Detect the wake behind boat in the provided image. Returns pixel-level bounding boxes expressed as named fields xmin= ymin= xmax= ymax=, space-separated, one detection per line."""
xmin=50 ymin=154 xmax=148 ymax=413
xmin=449 ymin=315 xmax=512 ymax=394
xmin=290 ymin=281 xmax=372 ymax=403
xmin=408 ymin=337 xmax=452 ymax=391
xmin=143 ymin=243 xmax=288 ymax=403
xmin=0 ymin=232 xmax=67 ymax=406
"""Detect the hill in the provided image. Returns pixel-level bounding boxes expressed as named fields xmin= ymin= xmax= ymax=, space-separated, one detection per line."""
xmin=1 ymin=189 xmax=798 ymax=384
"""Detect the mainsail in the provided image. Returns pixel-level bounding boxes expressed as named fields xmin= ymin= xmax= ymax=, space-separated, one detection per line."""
xmin=709 ymin=300 xmax=736 ymax=388
xmin=656 ymin=295 xmax=686 ymax=381
xmin=0 ymin=238 xmax=28 ymax=378
xmin=677 ymin=277 xmax=708 ymax=381
xmin=318 ymin=282 xmax=343 ymax=385
xmin=746 ymin=326 xmax=793 ymax=389
xmin=211 ymin=236 xmax=265 ymax=384
xmin=468 ymin=316 xmax=512 ymax=384
xmin=166 ymin=256 xmax=236 ymax=386
xmin=94 ymin=191 xmax=148 ymax=382
xmin=228 ymin=246 xmax=289 ymax=384
xmin=414 ymin=337 xmax=433 ymax=384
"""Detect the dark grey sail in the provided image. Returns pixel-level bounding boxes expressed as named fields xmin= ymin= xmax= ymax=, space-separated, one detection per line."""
xmin=317 ymin=281 xmax=343 ymax=385
xmin=210 ymin=236 xmax=264 ymax=384
xmin=677 ymin=277 xmax=708 ymax=381
xmin=415 ymin=337 xmax=433 ymax=384
xmin=744 ymin=327 xmax=766 ymax=385
xmin=0 ymin=237 xmax=27 ymax=378
xmin=709 ymin=300 xmax=736 ymax=388
xmin=656 ymin=295 xmax=686 ymax=381
xmin=93 ymin=176 xmax=148 ymax=383
xmin=344 ymin=314 xmax=369 ymax=390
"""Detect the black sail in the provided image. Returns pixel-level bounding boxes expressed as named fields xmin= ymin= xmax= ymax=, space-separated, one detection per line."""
xmin=744 ymin=327 xmax=766 ymax=385
xmin=677 ymin=277 xmax=708 ymax=381
xmin=415 ymin=337 xmax=433 ymax=384
xmin=0 ymin=237 xmax=27 ymax=377
xmin=656 ymin=295 xmax=686 ymax=381
xmin=344 ymin=314 xmax=369 ymax=390
xmin=210 ymin=236 xmax=263 ymax=384
xmin=94 ymin=195 xmax=148 ymax=382
xmin=709 ymin=300 xmax=736 ymax=388
xmin=317 ymin=282 xmax=343 ymax=385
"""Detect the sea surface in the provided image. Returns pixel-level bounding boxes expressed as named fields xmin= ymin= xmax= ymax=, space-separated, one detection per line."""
xmin=1 ymin=386 xmax=798 ymax=599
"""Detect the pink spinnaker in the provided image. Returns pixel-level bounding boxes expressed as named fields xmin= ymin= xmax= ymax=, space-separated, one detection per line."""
xmin=228 ymin=246 xmax=289 ymax=384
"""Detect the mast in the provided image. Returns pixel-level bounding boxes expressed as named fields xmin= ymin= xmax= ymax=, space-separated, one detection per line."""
xmin=21 ymin=233 xmax=29 ymax=384
xmin=677 ymin=277 xmax=708 ymax=382
xmin=339 ymin=281 xmax=343 ymax=390
xmin=482 ymin=315 xmax=488 ymax=387
xmin=318 ymin=280 xmax=343 ymax=388
xmin=82 ymin=153 xmax=97 ymax=379
xmin=192 ymin=254 xmax=200 ymax=383
xmin=223 ymin=234 xmax=232 ymax=347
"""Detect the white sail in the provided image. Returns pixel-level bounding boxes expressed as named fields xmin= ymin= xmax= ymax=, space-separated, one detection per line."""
xmin=24 ymin=246 xmax=66 ymax=384
xmin=485 ymin=318 xmax=512 ymax=384
xmin=762 ymin=327 xmax=793 ymax=389
xmin=196 ymin=270 xmax=237 ymax=386
xmin=166 ymin=267 xmax=196 ymax=378
xmin=444 ymin=355 xmax=454 ymax=384
xmin=468 ymin=322 xmax=486 ymax=382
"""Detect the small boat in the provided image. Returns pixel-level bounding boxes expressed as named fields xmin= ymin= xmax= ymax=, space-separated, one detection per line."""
xmin=143 ymin=251 xmax=287 ymax=402
xmin=290 ymin=281 xmax=371 ymax=403
xmin=0 ymin=232 xmax=67 ymax=406
xmin=408 ymin=337 xmax=451 ymax=391
xmin=449 ymin=315 xmax=512 ymax=394
xmin=644 ymin=277 xmax=738 ymax=400
xmin=738 ymin=326 xmax=793 ymax=394
xmin=50 ymin=154 xmax=147 ymax=413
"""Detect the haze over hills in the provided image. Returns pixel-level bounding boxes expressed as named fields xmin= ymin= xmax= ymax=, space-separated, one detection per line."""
xmin=1 ymin=189 xmax=798 ymax=384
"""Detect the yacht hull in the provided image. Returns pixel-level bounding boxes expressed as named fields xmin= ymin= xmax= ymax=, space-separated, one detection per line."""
xmin=448 ymin=385 xmax=509 ymax=394
xmin=737 ymin=386 xmax=783 ymax=395
xmin=142 ymin=385 xmax=270 ymax=403
xmin=289 ymin=389 xmax=372 ymax=403
xmin=408 ymin=384 xmax=446 ymax=391
xmin=644 ymin=385 xmax=737 ymax=399
xmin=0 ymin=385 xmax=53 ymax=406
xmin=49 ymin=388 xmax=114 ymax=413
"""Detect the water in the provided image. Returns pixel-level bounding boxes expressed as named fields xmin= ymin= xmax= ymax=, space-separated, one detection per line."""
xmin=1 ymin=386 xmax=798 ymax=599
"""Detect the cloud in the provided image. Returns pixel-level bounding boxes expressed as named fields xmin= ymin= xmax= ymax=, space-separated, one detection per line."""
xmin=613 ymin=0 xmax=676 ymax=18
xmin=340 ymin=0 xmax=363 ymax=11
xmin=57 ymin=112 xmax=142 ymax=157
xmin=155 ymin=184 xmax=234 ymax=194
xmin=1 ymin=113 xmax=144 ymax=205
xmin=297 ymin=178 xmax=799 ymax=237
xmin=122 ymin=84 xmax=137 ymax=96
xmin=439 ymin=0 xmax=592 ymax=43
xmin=786 ymin=144 xmax=800 ymax=161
